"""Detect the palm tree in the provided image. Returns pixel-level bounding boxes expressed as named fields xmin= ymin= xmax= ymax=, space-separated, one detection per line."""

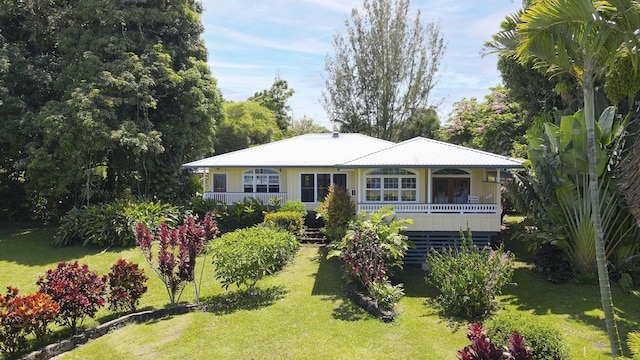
xmin=490 ymin=0 xmax=640 ymax=356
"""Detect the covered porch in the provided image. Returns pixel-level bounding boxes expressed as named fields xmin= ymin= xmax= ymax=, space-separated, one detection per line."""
xmin=203 ymin=192 xmax=288 ymax=205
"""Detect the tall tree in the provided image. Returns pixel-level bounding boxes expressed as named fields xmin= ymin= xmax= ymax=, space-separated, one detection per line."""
xmin=286 ymin=118 xmax=330 ymax=137
xmin=249 ymin=75 xmax=295 ymax=132
xmin=396 ymin=107 xmax=440 ymax=141
xmin=322 ymin=0 xmax=445 ymax=141
xmin=491 ymin=0 xmax=640 ymax=356
xmin=0 ymin=0 xmax=223 ymax=216
xmin=215 ymin=101 xmax=283 ymax=155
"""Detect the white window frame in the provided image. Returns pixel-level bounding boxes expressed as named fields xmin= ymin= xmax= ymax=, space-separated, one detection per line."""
xmin=243 ymin=168 xmax=280 ymax=193
xmin=364 ymin=168 xmax=418 ymax=203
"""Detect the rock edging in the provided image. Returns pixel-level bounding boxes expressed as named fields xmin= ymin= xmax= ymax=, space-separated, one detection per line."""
xmin=21 ymin=304 xmax=198 ymax=360
xmin=345 ymin=283 xmax=395 ymax=322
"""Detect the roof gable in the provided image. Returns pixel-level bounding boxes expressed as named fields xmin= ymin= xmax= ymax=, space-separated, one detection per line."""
xmin=339 ymin=137 xmax=523 ymax=168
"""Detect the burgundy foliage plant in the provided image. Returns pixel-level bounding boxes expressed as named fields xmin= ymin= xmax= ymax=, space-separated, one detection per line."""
xmin=458 ymin=323 xmax=532 ymax=360
xmin=107 ymin=259 xmax=148 ymax=312
xmin=37 ymin=261 xmax=107 ymax=332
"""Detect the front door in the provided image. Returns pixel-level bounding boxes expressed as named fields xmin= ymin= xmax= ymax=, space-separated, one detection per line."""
xmin=433 ymin=178 xmax=470 ymax=203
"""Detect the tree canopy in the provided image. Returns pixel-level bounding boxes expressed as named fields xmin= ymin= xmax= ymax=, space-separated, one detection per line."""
xmin=322 ymin=0 xmax=445 ymax=141
xmin=215 ymin=101 xmax=283 ymax=155
xmin=249 ymin=75 xmax=295 ymax=132
xmin=0 ymin=0 xmax=223 ymax=219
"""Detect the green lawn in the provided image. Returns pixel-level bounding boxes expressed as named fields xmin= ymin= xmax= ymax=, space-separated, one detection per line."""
xmin=1 ymin=227 xmax=639 ymax=359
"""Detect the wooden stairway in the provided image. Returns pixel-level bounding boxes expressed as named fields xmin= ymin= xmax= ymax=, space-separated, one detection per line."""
xmin=297 ymin=226 xmax=328 ymax=244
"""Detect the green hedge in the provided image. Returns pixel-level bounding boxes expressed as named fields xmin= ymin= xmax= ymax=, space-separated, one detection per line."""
xmin=209 ymin=226 xmax=299 ymax=293
xmin=263 ymin=211 xmax=304 ymax=235
xmin=485 ymin=311 xmax=571 ymax=360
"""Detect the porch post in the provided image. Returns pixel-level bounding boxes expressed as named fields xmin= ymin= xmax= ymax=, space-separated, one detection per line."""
xmin=202 ymin=168 xmax=206 ymax=195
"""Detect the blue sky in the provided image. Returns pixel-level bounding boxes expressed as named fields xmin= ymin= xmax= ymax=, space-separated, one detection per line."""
xmin=200 ymin=0 xmax=522 ymax=128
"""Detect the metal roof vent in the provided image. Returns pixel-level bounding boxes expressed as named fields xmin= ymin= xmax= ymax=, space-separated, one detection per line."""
xmin=332 ymin=132 xmax=339 ymax=138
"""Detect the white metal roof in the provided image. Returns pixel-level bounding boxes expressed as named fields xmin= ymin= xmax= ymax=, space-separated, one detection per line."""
xmin=339 ymin=136 xmax=523 ymax=168
xmin=183 ymin=133 xmax=394 ymax=168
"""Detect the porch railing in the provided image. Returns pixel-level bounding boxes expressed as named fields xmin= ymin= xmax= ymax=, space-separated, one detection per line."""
xmin=357 ymin=203 xmax=498 ymax=214
xmin=203 ymin=192 xmax=288 ymax=205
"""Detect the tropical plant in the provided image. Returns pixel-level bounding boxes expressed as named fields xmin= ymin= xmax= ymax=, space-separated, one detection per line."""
xmin=490 ymin=1 xmax=640 ymax=354
xmin=426 ymin=230 xmax=514 ymax=319
xmin=208 ymin=226 xmax=299 ymax=294
xmin=457 ymin=323 xmax=533 ymax=360
xmin=486 ymin=311 xmax=571 ymax=360
xmin=277 ymin=200 xmax=308 ymax=216
xmin=37 ymin=261 xmax=107 ymax=332
xmin=107 ymin=259 xmax=148 ymax=312
xmin=329 ymin=206 xmax=411 ymax=312
xmin=628 ymin=331 xmax=640 ymax=360
xmin=54 ymin=200 xmax=182 ymax=247
xmin=0 ymin=287 xmax=59 ymax=354
xmin=136 ymin=213 xmax=218 ymax=304
xmin=315 ymin=184 xmax=356 ymax=242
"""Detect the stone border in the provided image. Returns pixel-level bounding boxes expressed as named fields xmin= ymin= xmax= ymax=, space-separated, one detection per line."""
xmin=345 ymin=283 xmax=395 ymax=322
xmin=21 ymin=304 xmax=198 ymax=360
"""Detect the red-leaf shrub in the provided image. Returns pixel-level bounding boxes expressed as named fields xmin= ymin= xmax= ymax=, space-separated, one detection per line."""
xmin=136 ymin=212 xmax=218 ymax=304
xmin=457 ymin=323 xmax=533 ymax=360
xmin=0 ymin=287 xmax=59 ymax=354
xmin=37 ymin=261 xmax=107 ymax=332
xmin=107 ymin=259 xmax=148 ymax=312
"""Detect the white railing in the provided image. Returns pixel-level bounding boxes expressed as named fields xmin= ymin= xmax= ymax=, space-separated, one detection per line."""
xmin=358 ymin=203 xmax=498 ymax=214
xmin=203 ymin=192 xmax=288 ymax=205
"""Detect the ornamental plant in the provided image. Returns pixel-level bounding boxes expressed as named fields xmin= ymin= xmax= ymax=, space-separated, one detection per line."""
xmin=329 ymin=206 xmax=411 ymax=312
xmin=457 ymin=323 xmax=532 ymax=360
xmin=107 ymin=259 xmax=148 ymax=312
xmin=426 ymin=230 xmax=513 ymax=318
xmin=316 ymin=184 xmax=355 ymax=241
xmin=0 ymin=287 xmax=59 ymax=354
xmin=136 ymin=213 xmax=218 ymax=305
xmin=209 ymin=226 xmax=299 ymax=294
xmin=37 ymin=261 xmax=106 ymax=332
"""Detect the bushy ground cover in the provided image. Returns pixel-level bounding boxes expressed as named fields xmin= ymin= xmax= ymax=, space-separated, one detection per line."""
xmin=1 ymin=227 xmax=640 ymax=359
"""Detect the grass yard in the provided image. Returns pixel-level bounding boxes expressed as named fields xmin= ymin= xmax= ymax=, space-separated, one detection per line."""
xmin=1 ymin=227 xmax=639 ymax=359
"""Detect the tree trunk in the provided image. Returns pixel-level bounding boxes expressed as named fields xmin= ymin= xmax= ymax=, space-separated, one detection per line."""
xmin=583 ymin=64 xmax=622 ymax=357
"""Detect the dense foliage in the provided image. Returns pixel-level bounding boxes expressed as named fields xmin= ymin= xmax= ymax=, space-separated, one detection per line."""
xmin=215 ymin=101 xmax=283 ymax=155
xmin=330 ymin=206 xmax=411 ymax=312
xmin=0 ymin=0 xmax=223 ymax=220
xmin=486 ymin=312 xmax=571 ymax=360
xmin=54 ymin=200 xmax=182 ymax=247
xmin=323 ymin=0 xmax=445 ymax=141
xmin=209 ymin=226 xmax=299 ymax=294
xmin=248 ymin=75 xmax=295 ymax=133
xmin=37 ymin=261 xmax=107 ymax=332
xmin=457 ymin=323 xmax=532 ymax=360
xmin=215 ymin=198 xmax=267 ymax=233
xmin=136 ymin=213 xmax=218 ymax=304
xmin=263 ymin=211 xmax=304 ymax=235
xmin=107 ymin=259 xmax=148 ymax=312
xmin=316 ymin=185 xmax=355 ymax=242
xmin=426 ymin=231 xmax=514 ymax=319
xmin=277 ymin=200 xmax=308 ymax=216
xmin=0 ymin=287 xmax=59 ymax=354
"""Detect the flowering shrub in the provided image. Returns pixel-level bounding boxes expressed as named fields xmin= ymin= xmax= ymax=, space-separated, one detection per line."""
xmin=136 ymin=213 xmax=218 ymax=304
xmin=426 ymin=231 xmax=513 ymax=318
xmin=330 ymin=206 xmax=411 ymax=312
xmin=108 ymin=259 xmax=148 ymax=312
xmin=457 ymin=323 xmax=532 ymax=360
xmin=37 ymin=261 xmax=107 ymax=332
xmin=0 ymin=287 xmax=59 ymax=354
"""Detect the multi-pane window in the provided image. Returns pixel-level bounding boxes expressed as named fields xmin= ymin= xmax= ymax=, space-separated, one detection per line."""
xmin=243 ymin=169 xmax=280 ymax=193
xmin=365 ymin=168 xmax=417 ymax=202
xmin=300 ymin=173 xmax=347 ymax=202
xmin=432 ymin=169 xmax=470 ymax=203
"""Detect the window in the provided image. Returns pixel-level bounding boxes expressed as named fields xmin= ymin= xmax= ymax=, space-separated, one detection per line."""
xmin=432 ymin=169 xmax=470 ymax=203
xmin=243 ymin=169 xmax=280 ymax=193
xmin=300 ymin=173 xmax=348 ymax=202
xmin=365 ymin=168 xmax=417 ymax=202
xmin=212 ymin=174 xmax=227 ymax=192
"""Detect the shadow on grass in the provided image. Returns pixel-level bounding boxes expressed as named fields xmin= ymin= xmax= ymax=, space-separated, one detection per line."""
xmin=501 ymin=265 xmax=640 ymax=345
xmin=200 ymin=286 xmax=287 ymax=315
xmin=0 ymin=227 xmax=106 ymax=266
xmin=308 ymin=246 xmax=374 ymax=322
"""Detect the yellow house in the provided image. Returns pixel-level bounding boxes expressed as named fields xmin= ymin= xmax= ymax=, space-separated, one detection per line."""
xmin=183 ymin=133 xmax=523 ymax=263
